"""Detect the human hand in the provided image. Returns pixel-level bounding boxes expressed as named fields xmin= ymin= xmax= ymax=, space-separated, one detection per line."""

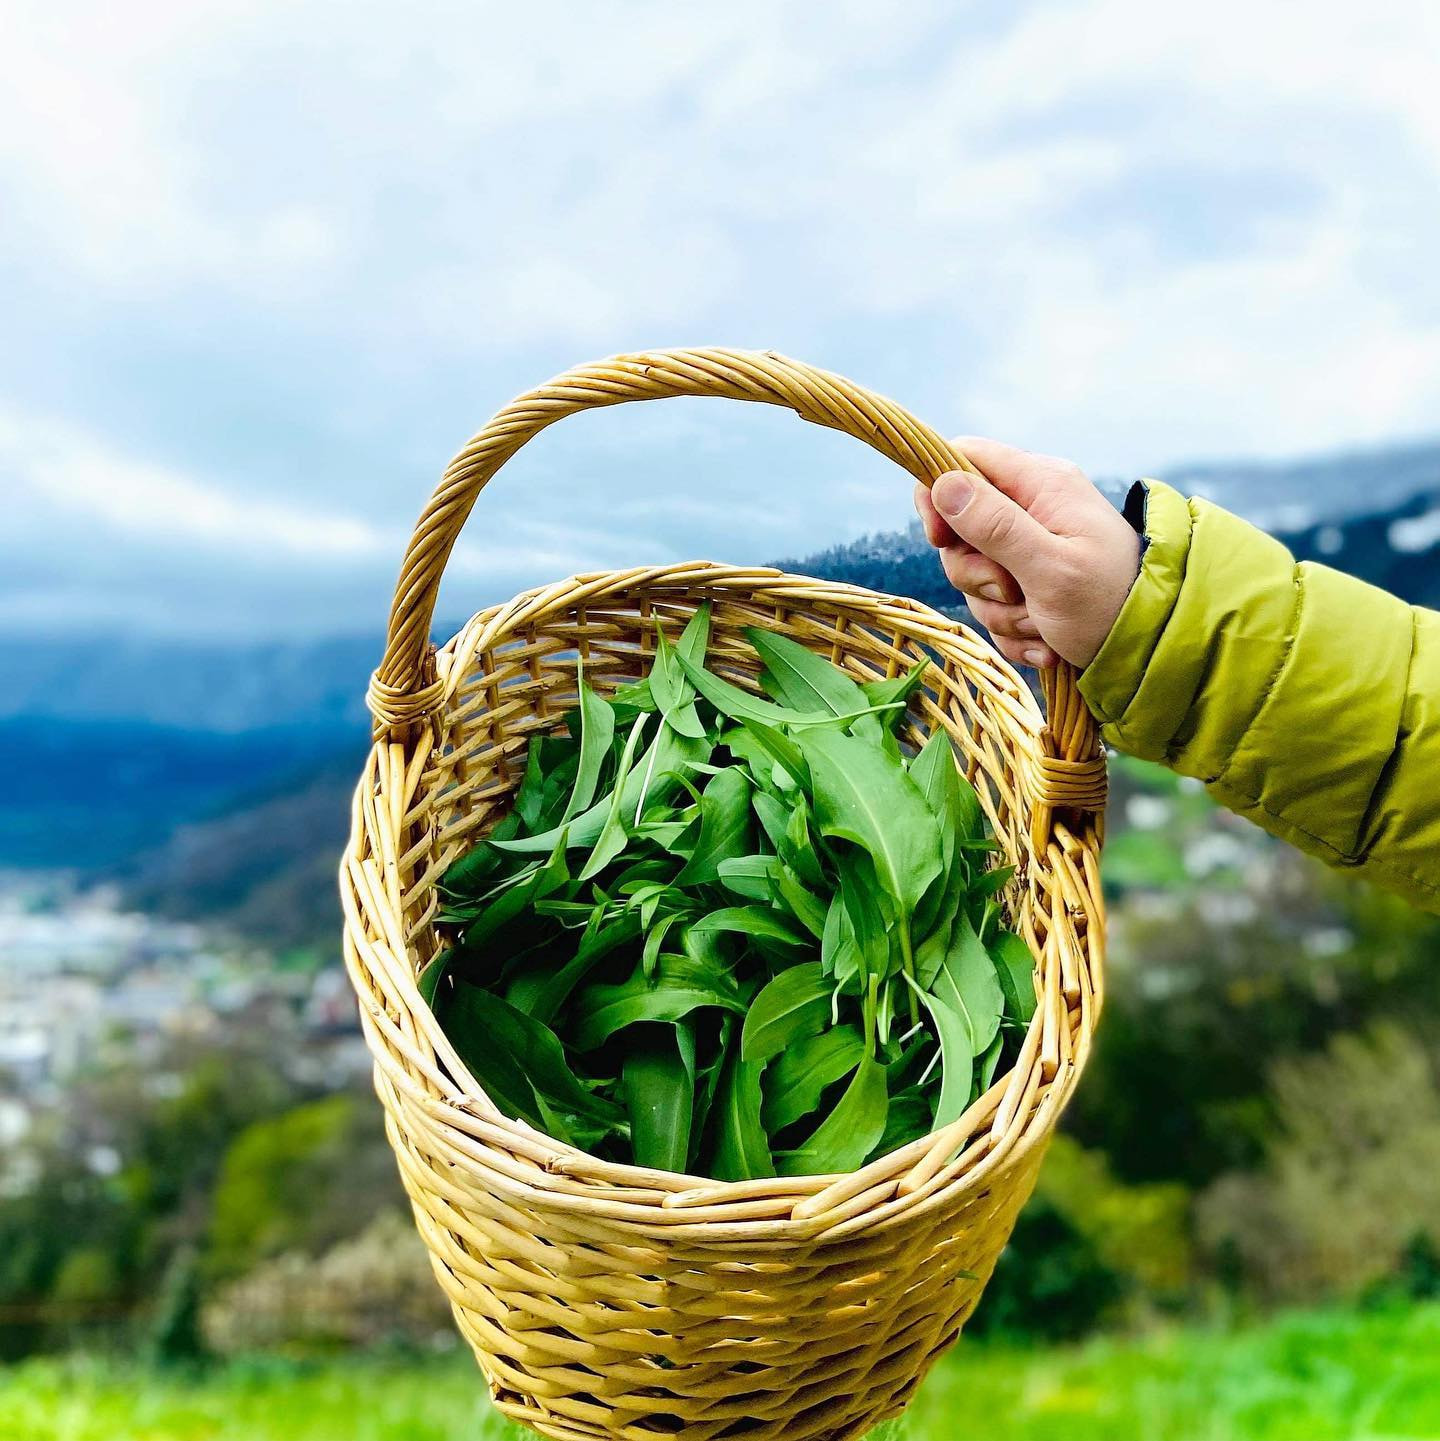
xmin=913 ymin=436 xmax=1142 ymax=670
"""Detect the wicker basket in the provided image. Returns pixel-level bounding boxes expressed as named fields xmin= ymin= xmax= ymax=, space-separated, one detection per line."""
xmin=341 ymin=348 xmax=1106 ymax=1441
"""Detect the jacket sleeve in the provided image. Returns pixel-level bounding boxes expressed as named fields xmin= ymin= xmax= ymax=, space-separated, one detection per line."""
xmin=1077 ymin=479 xmax=1440 ymax=915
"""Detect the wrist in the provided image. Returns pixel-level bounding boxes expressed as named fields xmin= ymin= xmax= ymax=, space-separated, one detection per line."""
xmin=1064 ymin=509 xmax=1143 ymax=670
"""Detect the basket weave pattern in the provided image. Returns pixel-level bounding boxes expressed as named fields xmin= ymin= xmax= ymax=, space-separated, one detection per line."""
xmin=341 ymin=351 xmax=1106 ymax=1440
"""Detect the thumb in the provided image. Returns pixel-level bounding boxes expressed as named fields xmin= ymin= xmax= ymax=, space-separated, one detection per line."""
xmin=929 ymin=470 xmax=1058 ymax=585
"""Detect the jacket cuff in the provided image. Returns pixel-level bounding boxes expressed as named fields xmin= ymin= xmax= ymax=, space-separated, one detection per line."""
xmin=1077 ymin=479 xmax=1194 ymax=735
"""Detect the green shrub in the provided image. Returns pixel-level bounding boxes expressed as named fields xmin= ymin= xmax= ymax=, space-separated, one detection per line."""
xmin=207 ymin=1096 xmax=402 ymax=1280
xmin=1198 ymin=1024 xmax=1440 ymax=1301
xmin=146 ymin=1244 xmax=206 ymax=1366
xmin=47 ymin=1249 xmax=121 ymax=1308
xmin=967 ymin=1199 xmax=1124 ymax=1341
xmin=1035 ymin=1135 xmax=1194 ymax=1297
xmin=202 ymin=1211 xmax=452 ymax=1356
xmin=969 ymin=1134 xmax=1194 ymax=1340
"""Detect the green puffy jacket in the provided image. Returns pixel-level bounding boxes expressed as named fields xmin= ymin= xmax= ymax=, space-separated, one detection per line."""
xmin=1077 ymin=480 xmax=1440 ymax=916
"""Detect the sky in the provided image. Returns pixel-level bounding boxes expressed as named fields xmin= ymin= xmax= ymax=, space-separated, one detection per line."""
xmin=5 ymin=0 xmax=1440 ymax=640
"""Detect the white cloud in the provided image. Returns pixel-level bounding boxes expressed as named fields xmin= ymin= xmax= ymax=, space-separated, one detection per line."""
xmin=842 ymin=0 xmax=1440 ymax=465
xmin=0 ymin=405 xmax=604 ymax=581
xmin=0 ymin=403 xmax=768 ymax=634
xmin=0 ymin=1 xmax=328 ymax=290
xmin=4 ymin=1 xmax=1440 ymax=634
xmin=0 ymin=407 xmax=389 ymax=559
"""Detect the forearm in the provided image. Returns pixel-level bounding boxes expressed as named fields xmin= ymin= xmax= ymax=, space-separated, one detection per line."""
xmin=1079 ymin=481 xmax=1440 ymax=914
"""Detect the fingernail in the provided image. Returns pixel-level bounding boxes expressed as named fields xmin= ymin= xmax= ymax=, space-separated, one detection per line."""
xmin=1023 ymin=648 xmax=1049 ymax=667
xmin=977 ymin=582 xmax=1005 ymax=603
xmin=931 ymin=472 xmax=973 ymax=517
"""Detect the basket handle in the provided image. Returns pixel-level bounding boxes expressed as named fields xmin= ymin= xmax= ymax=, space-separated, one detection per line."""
xmin=369 ymin=347 xmax=1099 ymax=816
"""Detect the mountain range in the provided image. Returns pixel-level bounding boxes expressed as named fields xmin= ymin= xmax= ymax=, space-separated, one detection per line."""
xmin=773 ymin=479 xmax=1440 ymax=621
xmin=5 ymin=437 xmax=1438 ymax=739
xmin=4 ymin=435 xmax=1438 ymax=945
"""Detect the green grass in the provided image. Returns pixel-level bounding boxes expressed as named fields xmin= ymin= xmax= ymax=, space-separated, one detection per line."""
xmin=4 ymin=1302 xmax=1440 ymax=1441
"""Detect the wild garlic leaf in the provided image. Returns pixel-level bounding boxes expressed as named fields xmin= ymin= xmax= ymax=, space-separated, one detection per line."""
xmin=626 ymin=724 xmax=714 ymax=818
xmin=520 ymin=912 xmax=642 ymax=1024
xmin=650 ymin=622 xmax=707 ymax=739
xmin=977 ymin=1030 xmax=1005 ymax=1096
xmin=781 ymin=793 xmax=826 ymax=889
xmin=868 ymin=1086 xmax=934 ymax=1164
xmin=642 ymin=911 xmax=686 ymax=981
xmin=907 ymin=732 xmax=983 ymax=942
xmin=836 ymin=849 xmax=893 ymax=988
xmin=561 ymin=676 xmax=616 ymax=822
xmin=911 ymin=866 xmax=958 ymax=959
xmin=744 ymin=628 xmax=867 ymax=717
xmin=578 ymin=714 xmax=651 ymax=882
xmin=731 ymin=716 xmax=811 ymax=790
xmin=751 ymin=789 xmax=791 ymax=852
xmin=913 ymin=881 xmax=963 ymax=991
xmin=531 ymin=898 xmax=601 ymax=926
xmin=610 ymin=677 xmax=657 ymax=712
xmin=933 ymin=912 xmax=1004 ymax=1057
xmin=909 ymin=732 xmax=961 ymax=882
xmin=462 ymin=828 xmax=572 ymax=950
xmin=689 ymin=1015 xmax=731 ymax=1167
xmin=676 ymin=644 xmax=901 ymax=734
xmin=771 ymin=864 xmax=827 ymax=941
xmin=909 ymin=729 xmax=986 ymax=859
xmin=675 ymin=767 xmax=752 ymax=885
xmin=437 ymin=984 xmax=625 ymax=1142
xmin=680 ymin=923 xmax=733 ymax=972
xmin=716 ymin=854 xmax=784 ymax=901
xmin=879 ymin=724 xmax=904 ymax=764
xmin=860 ymin=659 xmax=929 ymax=723
xmin=885 ymin=1035 xmax=930 ymax=1090
xmin=536 ymin=751 xmax=584 ymax=832
xmin=531 ymin=1091 xmax=618 ymax=1155
xmin=820 ymin=888 xmax=861 ymax=985
xmin=616 ymin=867 xmax=674 ymax=901
xmin=719 ymin=731 xmax=797 ymax=799
xmin=792 ymin=727 xmax=941 ymax=913
xmin=433 ymin=985 xmax=547 ymax=1131
xmin=741 ymin=963 xmax=831 ymax=1063
xmin=623 ymin=1023 xmax=695 ymax=1173
xmin=778 ymin=1055 xmax=888 ymax=1176
xmin=571 ymin=952 xmax=747 ymax=1051
xmin=489 ymin=722 xmax=710 ymax=856
xmin=513 ymin=739 xmax=548 ymax=830
xmin=762 ymin=1024 xmax=866 ymax=1134
xmin=675 ymin=601 xmax=713 ymax=665
xmin=710 ymin=1046 xmax=775 ymax=1181
xmin=632 ymin=817 xmax=695 ymax=854
xmin=973 ymin=863 xmax=1017 ymax=901
xmin=673 ymin=649 xmax=816 ymax=728
xmin=489 ymin=714 xmax=645 ymax=857
xmin=437 ymin=811 xmax=520 ymax=898
xmin=687 ymin=905 xmax=808 ymax=947
xmin=417 ymin=950 xmax=451 ymax=1007
xmin=907 ymin=980 xmax=975 ymax=1131
xmin=990 ymin=930 xmax=1038 ymax=1027
xmin=500 ymin=944 xmax=568 ymax=1014
xmin=436 ymin=851 xmax=545 ymax=923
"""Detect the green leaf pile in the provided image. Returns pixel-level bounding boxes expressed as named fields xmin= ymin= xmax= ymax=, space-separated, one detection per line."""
xmin=429 ymin=604 xmax=1036 ymax=1179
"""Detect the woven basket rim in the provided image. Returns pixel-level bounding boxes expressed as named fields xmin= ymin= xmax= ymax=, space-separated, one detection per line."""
xmin=436 ymin=559 xmax=1050 ymax=738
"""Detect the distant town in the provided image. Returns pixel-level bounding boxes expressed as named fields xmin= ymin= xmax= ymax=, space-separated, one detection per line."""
xmin=0 ymin=871 xmax=368 ymax=1185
